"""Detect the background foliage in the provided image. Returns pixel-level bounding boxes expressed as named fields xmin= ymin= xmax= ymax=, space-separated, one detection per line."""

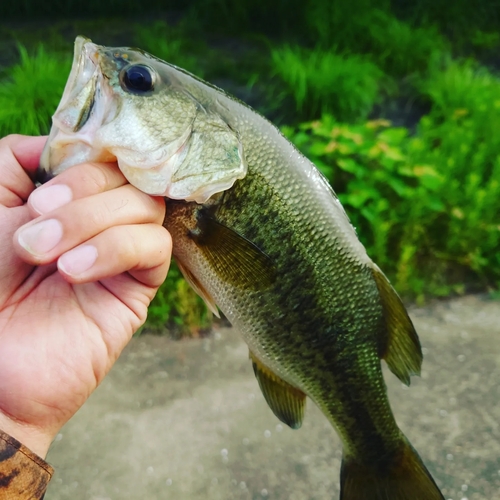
xmin=0 ymin=0 xmax=499 ymax=334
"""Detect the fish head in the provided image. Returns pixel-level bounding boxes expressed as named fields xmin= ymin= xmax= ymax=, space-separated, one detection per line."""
xmin=39 ymin=36 xmax=246 ymax=203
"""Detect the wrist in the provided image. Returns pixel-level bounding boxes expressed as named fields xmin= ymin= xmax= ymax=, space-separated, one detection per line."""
xmin=0 ymin=411 xmax=55 ymax=459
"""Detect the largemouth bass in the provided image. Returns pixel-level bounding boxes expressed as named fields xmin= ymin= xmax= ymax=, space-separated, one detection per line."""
xmin=38 ymin=36 xmax=445 ymax=500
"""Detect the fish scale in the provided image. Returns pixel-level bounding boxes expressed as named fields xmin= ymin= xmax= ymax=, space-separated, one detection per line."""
xmin=168 ymin=160 xmax=399 ymax=456
xmin=39 ymin=36 xmax=445 ymax=500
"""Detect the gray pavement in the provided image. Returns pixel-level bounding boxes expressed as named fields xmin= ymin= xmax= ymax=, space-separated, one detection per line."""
xmin=45 ymin=295 xmax=500 ymax=500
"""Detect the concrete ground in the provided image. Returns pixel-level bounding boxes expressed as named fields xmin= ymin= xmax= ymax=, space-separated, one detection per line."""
xmin=45 ymin=295 xmax=500 ymax=500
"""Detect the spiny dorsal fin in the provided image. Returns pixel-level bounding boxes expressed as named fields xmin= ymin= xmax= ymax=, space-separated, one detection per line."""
xmin=372 ymin=264 xmax=422 ymax=385
xmin=191 ymin=213 xmax=276 ymax=291
xmin=249 ymin=350 xmax=306 ymax=429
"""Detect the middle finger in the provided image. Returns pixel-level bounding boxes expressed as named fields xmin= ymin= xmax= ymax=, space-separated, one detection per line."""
xmin=14 ymin=184 xmax=165 ymax=265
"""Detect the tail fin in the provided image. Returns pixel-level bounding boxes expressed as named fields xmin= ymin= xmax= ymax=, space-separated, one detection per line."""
xmin=340 ymin=437 xmax=444 ymax=500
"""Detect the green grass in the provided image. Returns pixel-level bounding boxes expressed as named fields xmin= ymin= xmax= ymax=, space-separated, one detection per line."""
xmin=416 ymin=56 xmax=500 ymax=118
xmin=306 ymin=5 xmax=447 ymax=76
xmin=271 ymin=46 xmax=386 ymax=122
xmin=364 ymin=10 xmax=447 ymax=76
xmin=305 ymin=0 xmax=390 ymax=49
xmin=268 ymin=9 xmax=449 ymax=122
xmin=394 ymin=0 xmax=500 ymax=46
xmin=0 ymin=45 xmax=70 ymax=136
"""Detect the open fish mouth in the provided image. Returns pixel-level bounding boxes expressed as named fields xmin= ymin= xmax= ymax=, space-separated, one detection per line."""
xmin=38 ymin=36 xmax=116 ymax=180
xmin=53 ymin=36 xmax=100 ymax=133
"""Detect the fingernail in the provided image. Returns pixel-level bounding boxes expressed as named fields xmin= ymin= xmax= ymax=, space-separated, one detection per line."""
xmin=30 ymin=184 xmax=73 ymax=214
xmin=18 ymin=219 xmax=63 ymax=255
xmin=58 ymin=245 xmax=98 ymax=276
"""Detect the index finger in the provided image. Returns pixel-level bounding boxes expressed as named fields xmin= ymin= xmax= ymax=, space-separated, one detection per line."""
xmin=27 ymin=161 xmax=131 ymax=216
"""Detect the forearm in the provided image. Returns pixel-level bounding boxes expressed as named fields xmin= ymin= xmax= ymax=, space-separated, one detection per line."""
xmin=0 ymin=429 xmax=53 ymax=499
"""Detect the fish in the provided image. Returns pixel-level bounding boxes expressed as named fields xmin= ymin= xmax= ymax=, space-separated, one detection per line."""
xmin=38 ymin=36 xmax=445 ymax=500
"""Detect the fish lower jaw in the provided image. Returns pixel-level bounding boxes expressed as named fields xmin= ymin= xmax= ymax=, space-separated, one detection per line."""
xmin=41 ymin=134 xmax=116 ymax=174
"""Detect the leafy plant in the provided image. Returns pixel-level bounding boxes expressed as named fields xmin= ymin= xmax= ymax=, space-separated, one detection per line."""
xmin=0 ymin=44 xmax=70 ymax=136
xmin=283 ymin=114 xmax=500 ymax=300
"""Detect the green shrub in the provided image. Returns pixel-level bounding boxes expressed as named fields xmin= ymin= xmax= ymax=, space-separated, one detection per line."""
xmin=283 ymin=115 xmax=500 ymax=300
xmin=0 ymin=45 xmax=70 ymax=136
xmin=306 ymin=5 xmax=446 ymax=77
xmin=145 ymin=263 xmax=212 ymax=337
xmin=271 ymin=46 xmax=385 ymax=122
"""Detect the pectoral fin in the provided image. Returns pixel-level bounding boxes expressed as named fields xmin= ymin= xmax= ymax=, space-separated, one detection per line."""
xmin=249 ymin=351 xmax=306 ymax=429
xmin=372 ymin=265 xmax=422 ymax=385
xmin=191 ymin=213 xmax=276 ymax=291
xmin=176 ymin=260 xmax=219 ymax=317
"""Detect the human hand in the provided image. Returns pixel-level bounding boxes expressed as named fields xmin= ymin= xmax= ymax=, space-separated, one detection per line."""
xmin=0 ymin=135 xmax=171 ymax=458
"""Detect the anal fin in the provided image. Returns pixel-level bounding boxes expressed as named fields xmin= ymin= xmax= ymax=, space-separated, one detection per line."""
xmin=249 ymin=350 xmax=306 ymax=429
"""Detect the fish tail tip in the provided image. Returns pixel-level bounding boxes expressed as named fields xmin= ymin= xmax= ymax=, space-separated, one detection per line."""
xmin=340 ymin=439 xmax=444 ymax=500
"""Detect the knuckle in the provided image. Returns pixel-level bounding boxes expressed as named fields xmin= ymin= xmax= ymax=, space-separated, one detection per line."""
xmin=146 ymin=195 xmax=166 ymax=224
xmin=126 ymin=186 xmax=165 ymax=223
xmin=117 ymin=225 xmax=139 ymax=258
xmin=86 ymin=163 xmax=114 ymax=193
xmin=0 ymin=134 xmax=17 ymax=146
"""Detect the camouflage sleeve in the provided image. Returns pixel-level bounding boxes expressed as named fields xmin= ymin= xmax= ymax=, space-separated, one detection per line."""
xmin=0 ymin=429 xmax=54 ymax=499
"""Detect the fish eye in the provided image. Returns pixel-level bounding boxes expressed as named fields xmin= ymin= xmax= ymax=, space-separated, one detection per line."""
xmin=121 ymin=65 xmax=155 ymax=93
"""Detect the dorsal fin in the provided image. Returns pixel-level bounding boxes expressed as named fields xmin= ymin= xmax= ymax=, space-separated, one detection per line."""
xmin=372 ymin=265 xmax=422 ymax=385
xmin=249 ymin=350 xmax=306 ymax=429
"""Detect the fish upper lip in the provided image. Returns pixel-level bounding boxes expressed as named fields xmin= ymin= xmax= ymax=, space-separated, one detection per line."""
xmin=66 ymin=36 xmax=100 ymax=99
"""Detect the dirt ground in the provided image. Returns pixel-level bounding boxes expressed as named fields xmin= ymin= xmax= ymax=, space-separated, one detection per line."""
xmin=45 ymin=295 xmax=500 ymax=500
